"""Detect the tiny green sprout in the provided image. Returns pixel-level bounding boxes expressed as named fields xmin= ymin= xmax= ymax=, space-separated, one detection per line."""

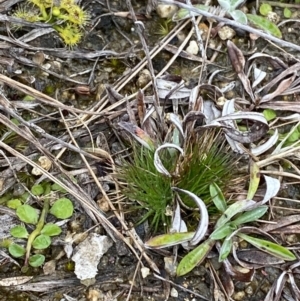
xmin=284 ymin=8 xmax=292 ymax=18
xmin=13 ymin=0 xmax=90 ymax=46
xmin=7 ymin=181 xmax=74 ymax=269
xmin=259 ymin=3 xmax=272 ymax=16
xmin=263 ymin=109 xmax=277 ymax=121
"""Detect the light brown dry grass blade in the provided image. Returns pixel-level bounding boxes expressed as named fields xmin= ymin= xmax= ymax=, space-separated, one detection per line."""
xmin=0 ymin=74 xmax=100 ymax=115
xmin=79 ymin=13 xmax=203 ymax=125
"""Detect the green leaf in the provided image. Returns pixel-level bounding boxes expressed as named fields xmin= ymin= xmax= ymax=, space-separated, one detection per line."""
xmin=287 ymin=128 xmax=300 ymax=143
xmin=9 ymin=243 xmax=26 ymax=258
xmin=232 ymin=206 xmax=268 ymax=226
xmin=215 ymin=200 xmax=252 ymax=229
xmin=29 ymin=254 xmax=45 ymax=267
xmin=31 ymin=184 xmax=44 ymax=196
xmin=41 ymin=223 xmax=62 ymax=236
xmin=219 ymin=237 xmax=233 ymax=262
xmin=177 ymin=239 xmax=214 ymax=276
xmin=218 ymin=0 xmax=244 ymax=11
xmin=210 ymin=223 xmax=236 ymax=240
xmin=51 ymin=183 xmax=67 ymax=193
xmin=7 ymin=199 xmax=22 ymax=209
xmin=16 ymin=204 xmax=39 ymax=225
xmin=50 ymin=198 xmax=74 ymax=219
xmin=210 ymin=183 xmax=227 ymax=213
xmin=247 ymin=161 xmax=260 ymax=200
xmin=145 ymin=232 xmax=195 ymax=249
xmin=230 ymin=10 xmax=247 ymax=24
xmin=263 ymin=109 xmax=276 ymax=121
xmin=238 ymin=233 xmax=296 ymax=261
xmin=259 ymin=3 xmax=272 ymax=16
xmin=42 ymin=182 xmax=52 ymax=196
xmin=247 ymin=14 xmax=282 ymax=38
xmin=32 ymin=235 xmax=51 ymax=249
xmin=10 ymin=225 xmax=29 ymax=239
xmin=284 ymin=8 xmax=292 ymax=18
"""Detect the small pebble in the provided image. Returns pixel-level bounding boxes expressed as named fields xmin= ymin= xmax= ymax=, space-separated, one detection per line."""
xmin=156 ymin=4 xmax=178 ymax=18
xmin=186 ymin=40 xmax=199 ymax=55
xmin=170 ymin=288 xmax=178 ymax=298
xmin=218 ymin=26 xmax=236 ymax=40
xmin=232 ymin=291 xmax=246 ymax=301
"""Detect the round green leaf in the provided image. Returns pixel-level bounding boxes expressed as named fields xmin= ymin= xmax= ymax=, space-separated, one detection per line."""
xmin=7 ymin=199 xmax=22 ymax=209
xmin=50 ymin=198 xmax=74 ymax=219
xmin=31 ymin=184 xmax=44 ymax=196
xmin=41 ymin=223 xmax=62 ymax=236
xmin=32 ymin=235 xmax=51 ymax=249
xmin=284 ymin=8 xmax=292 ymax=19
xmin=263 ymin=109 xmax=276 ymax=121
xmin=259 ymin=3 xmax=272 ymax=16
xmin=9 ymin=243 xmax=26 ymax=258
xmin=16 ymin=204 xmax=39 ymax=225
xmin=29 ymin=254 xmax=45 ymax=267
xmin=10 ymin=225 xmax=29 ymax=239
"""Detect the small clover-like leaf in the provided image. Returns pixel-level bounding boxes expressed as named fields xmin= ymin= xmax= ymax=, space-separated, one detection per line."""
xmin=50 ymin=198 xmax=74 ymax=219
xmin=263 ymin=109 xmax=276 ymax=121
xmin=9 ymin=243 xmax=26 ymax=258
xmin=259 ymin=3 xmax=272 ymax=16
xmin=284 ymin=8 xmax=292 ymax=18
xmin=29 ymin=254 xmax=45 ymax=267
xmin=7 ymin=199 xmax=22 ymax=209
xmin=41 ymin=224 xmax=62 ymax=236
xmin=32 ymin=235 xmax=51 ymax=249
xmin=10 ymin=225 xmax=29 ymax=239
xmin=16 ymin=204 xmax=39 ymax=225
xmin=31 ymin=184 xmax=44 ymax=196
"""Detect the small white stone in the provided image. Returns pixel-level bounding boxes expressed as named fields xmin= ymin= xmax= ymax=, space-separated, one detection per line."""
xmin=186 ymin=40 xmax=199 ymax=55
xmin=156 ymin=4 xmax=178 ymax=19
xmin=218 ymin=26 xmax=236 ymax=40
xmin=170 ymin=288 xmax=178 ymax=297
xmin=136 ymin=69 xmax=151 ymax=88
xmin=141 ymin=267 xmax=150 ymax=278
